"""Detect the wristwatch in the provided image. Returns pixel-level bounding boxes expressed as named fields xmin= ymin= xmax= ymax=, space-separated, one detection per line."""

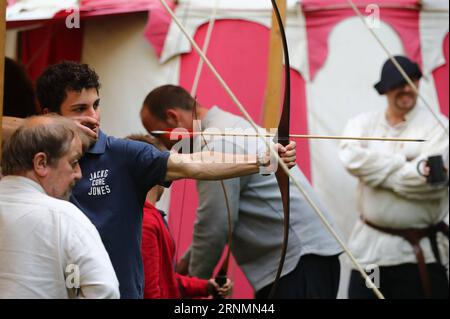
xmin=257 ymin=148 xmax=274 ymax=175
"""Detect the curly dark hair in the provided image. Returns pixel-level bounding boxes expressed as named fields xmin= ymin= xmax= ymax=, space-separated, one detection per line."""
xmin=36 ymin=60 xmax=101 ymax=113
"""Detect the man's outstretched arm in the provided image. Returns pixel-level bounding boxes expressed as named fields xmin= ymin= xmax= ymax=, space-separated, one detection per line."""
xmin=164 ymin=142 xmax=297 ymax=182
xmin=165 ymin=152 xmax=260 ymax=181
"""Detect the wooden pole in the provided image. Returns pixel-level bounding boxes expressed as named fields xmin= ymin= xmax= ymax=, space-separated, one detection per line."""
xmin=263 ymin=0 xmax=286 ymax=130
xmin=0 ymin=0 xmax=7 ymax=165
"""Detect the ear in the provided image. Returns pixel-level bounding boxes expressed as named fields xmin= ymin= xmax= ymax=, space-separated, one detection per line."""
xmin=33 ymin=152 xmax=49 ymax=178
xmin=165 ymin=109 xmax=180 ymax=127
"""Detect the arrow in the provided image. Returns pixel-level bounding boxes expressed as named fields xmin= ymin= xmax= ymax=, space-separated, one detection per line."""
xmin=150 ymin=130 xmax=426 ymax=142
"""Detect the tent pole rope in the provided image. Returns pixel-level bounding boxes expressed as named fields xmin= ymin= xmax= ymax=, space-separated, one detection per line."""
xmin=191 ymin=0 xmax=219 ymax=97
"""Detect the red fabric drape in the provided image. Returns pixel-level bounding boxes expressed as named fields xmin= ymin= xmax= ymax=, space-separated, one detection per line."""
xmin=20 ymin=22 xmax=83 ymax=81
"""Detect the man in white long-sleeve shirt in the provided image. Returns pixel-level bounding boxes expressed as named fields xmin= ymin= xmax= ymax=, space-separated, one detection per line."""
xmin=0 ymin=115 xmax=119 ymax=299
xmin=339 ymin=56 xmax=449 ymax=299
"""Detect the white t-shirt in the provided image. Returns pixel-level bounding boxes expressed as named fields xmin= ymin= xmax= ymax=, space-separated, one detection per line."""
xmin=0 ymin=176 xmax=119 ymax=299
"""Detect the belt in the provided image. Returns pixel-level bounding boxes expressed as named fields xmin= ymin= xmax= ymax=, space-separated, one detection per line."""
xmin=362 ymin=218 xmax=449 ymax=298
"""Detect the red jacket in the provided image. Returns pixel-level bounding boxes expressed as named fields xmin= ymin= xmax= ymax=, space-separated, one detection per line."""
xmin=141 ymin=201 xmax=209 ymax=299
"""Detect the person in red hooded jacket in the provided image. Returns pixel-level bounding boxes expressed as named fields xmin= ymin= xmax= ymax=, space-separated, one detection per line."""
xmin=128 ymin=134 xmax=233 ymax=299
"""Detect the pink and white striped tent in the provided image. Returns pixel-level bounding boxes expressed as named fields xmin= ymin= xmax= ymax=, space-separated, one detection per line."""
xmin=6 ymin=0 xmax=449 ymax=298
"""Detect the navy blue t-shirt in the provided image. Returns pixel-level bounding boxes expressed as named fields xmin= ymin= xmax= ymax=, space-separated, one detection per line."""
xmin=70 ymin=131 xmax=171 ymax=299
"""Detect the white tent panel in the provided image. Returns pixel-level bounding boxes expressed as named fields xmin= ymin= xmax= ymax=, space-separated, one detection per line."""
xmin=420 ymin=5 xmax=449 ymax=75
xmin=421 ymin=0 xmax=449 ymax=11
xmin=5 ymin=29 xmax=18 ymax=59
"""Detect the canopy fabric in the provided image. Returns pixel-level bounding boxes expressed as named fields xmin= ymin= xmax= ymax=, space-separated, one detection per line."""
xmin=176 ymin=0 xmax=300 ymax=10
xmin=6 ymin=0 xmax=166 ymax=22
